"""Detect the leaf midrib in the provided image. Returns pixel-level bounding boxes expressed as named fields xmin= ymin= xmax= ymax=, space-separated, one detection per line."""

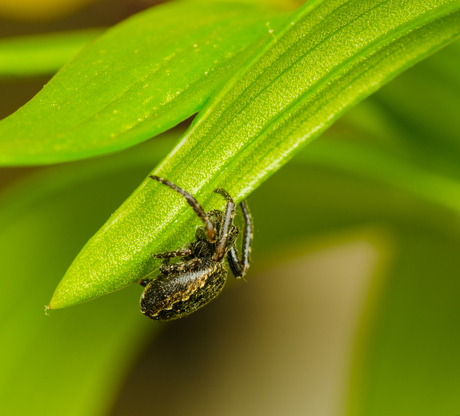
xmin=157 ymin=0 xmax=450 ymax=199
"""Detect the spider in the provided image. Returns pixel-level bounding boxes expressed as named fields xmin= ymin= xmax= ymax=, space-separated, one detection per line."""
xmin=139 ymin=175 xmax=253 ymax=322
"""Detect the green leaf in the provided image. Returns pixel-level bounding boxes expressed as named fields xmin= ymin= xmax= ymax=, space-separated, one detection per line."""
xmin=298 ymin=138 xmax=460 ymax=215
xmin=0 ymin=0 xmax=290 ymax=165
xmin=0 ymin=28 xmax=104 ymax=79
xmin=370 ymin=39 xmax=460 ymax=173
xmin=338 ymin=37 xmax=460 ymax=178
xmin=3 ymin=71 xmax=458 ymax=414
xmin=50 ymin=0 xmax=460 ymax=309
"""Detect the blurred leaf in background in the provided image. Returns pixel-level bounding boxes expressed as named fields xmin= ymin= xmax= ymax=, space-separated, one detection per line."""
xmin=0 ymin=28 xmax=105 ymax=78
xmin=0 ymin=0 xmax=104 ymax=21
xmin=0 ymin=0 xmax=460 ymax=415
xmin=0 ymin=0 xmax=293 ymax=164
xmin=0 ymin=132 xmax=173 ymax=416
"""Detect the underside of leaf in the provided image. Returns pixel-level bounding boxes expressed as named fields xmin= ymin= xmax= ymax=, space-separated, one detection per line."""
xmin=50 ymin=0 xmax=460 ymax=309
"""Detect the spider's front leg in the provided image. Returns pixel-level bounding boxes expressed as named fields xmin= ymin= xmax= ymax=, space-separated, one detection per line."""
xmin=227 ymin=201 xmax=253 ymax=279
xmin=150 ymin=175 xmax=217 ymax=243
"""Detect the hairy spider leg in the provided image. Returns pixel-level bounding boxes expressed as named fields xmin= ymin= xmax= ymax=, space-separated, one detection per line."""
xmin=150 ymin=175 xmax=216 ymax=243
xmin=160 ymin=257 xmax=202 ymax=274
xmin=153 ymin=247 xmax=192 ymax=259
xmin=227 ymin=200 xmax=253 ymax=278
xmin=240 ymin=201 xmax=253 ymax=271
xmin=213 ymin=188 xmax=236 ymax=262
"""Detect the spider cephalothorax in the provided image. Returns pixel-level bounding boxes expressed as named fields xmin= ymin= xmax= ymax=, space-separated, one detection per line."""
xmin=139 ymin=176 xmax=253 ymax=322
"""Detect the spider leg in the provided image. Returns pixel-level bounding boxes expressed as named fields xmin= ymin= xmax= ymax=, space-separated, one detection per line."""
xmin=150 ymin=176 xmax=216 ymax=243
xmin=240 ymin=201 xmax=253 ymax=272
xmin=227 ymin=246 xmax=242 ymax=277
xmin=153 ymin=247 xmax=192 ymax=259
xmin=226 ymin=200 xmax=253 ymax=278
xmin=213 ymin=188 xmax=236 ymax=262
xmin=160 ymin=258 xmax=201 ymax=275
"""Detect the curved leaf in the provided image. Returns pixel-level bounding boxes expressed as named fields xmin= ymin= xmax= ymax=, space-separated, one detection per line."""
xmin=0 ymin=29 xmax=104 ymax=79
xmin=0 ymin=0 xmax=290 ymax=165
xmin=50 ymin=0 xmax=460 ymax=309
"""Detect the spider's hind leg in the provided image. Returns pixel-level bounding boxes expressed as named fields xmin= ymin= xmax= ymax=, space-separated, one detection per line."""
xmin=227 ymin=201 xmax=253 ymax=279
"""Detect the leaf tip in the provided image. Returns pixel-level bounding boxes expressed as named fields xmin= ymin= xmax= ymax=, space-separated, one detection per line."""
xmin=48 ymin=292 xmax=68 ymax=310
xmin=48 ymin=288 xmax=67 ymax=310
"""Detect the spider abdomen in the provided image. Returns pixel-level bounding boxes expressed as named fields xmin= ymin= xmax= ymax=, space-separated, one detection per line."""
xmin=140 ymin=261 xmax=227 ymax=321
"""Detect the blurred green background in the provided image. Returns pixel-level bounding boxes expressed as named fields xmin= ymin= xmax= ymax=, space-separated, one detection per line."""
xmin=1 ymin=1 xmax=460 ymax=415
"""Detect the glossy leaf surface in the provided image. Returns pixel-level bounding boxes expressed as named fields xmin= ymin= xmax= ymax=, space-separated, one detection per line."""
xmin=50 ymin=0 xmax=460 ymax=309
xmin=0 ymin=0 xmax=290 ymax=165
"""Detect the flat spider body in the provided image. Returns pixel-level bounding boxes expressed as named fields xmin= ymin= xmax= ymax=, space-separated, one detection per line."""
xmin=140 ymin=176 xmax=253 ymax=322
